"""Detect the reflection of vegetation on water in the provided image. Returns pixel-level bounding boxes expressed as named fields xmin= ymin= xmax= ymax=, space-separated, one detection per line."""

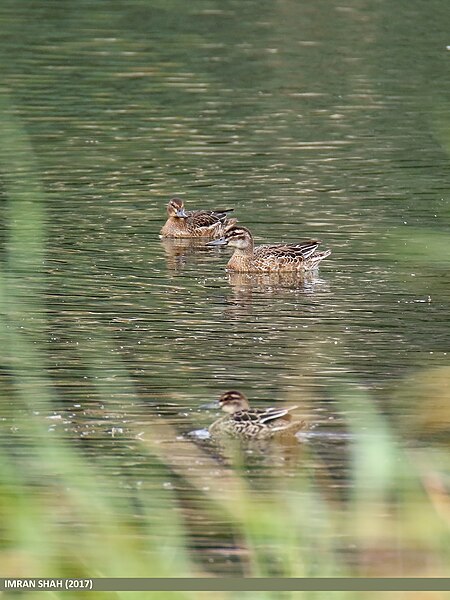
xmin=0 ymin=98 xmax=449 ymax=593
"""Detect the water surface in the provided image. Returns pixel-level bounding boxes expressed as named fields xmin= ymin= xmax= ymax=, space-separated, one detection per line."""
xmin=0 ymin=0 xmax=449 ymax=578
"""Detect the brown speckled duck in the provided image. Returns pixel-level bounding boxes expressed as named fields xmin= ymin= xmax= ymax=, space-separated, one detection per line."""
xmin=209 ymin=391 xmax=305 ymax=440
xmin=207 ymin=225 xmax=331 ymax=273
xmin=160 ymin=197 xmax=236 ymax=239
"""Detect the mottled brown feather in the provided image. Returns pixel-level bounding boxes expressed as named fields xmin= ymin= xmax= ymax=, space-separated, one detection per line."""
xmin=213 ymin=226 xmax=331 ymax=273
xmin=209 ymin=391 xmax=305 ymax=440
xmin=160 ymin=199 xmax=235 ymax=238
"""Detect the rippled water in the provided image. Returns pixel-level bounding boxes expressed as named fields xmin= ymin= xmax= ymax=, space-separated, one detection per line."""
xmin=0 ymin=0 xmax=449 ymax=577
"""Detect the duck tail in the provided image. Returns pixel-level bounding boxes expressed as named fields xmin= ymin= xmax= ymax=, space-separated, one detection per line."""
xmin=213 ymin=208 xmax=235 ymax=222
xmin=306 ymin=249 xmax=331 ymax=270
xmin=273 ymin=419 xmax=306 ymax=437
xmin=225 ymin=217 xmax=238 ymax=228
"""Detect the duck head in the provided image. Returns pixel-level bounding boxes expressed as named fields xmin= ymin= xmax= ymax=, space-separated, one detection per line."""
xmin=206 ymin=225 xmax=253 ymax=250
xmin=218 ymin=390 xmax=250 ymax=414
xmin=167 ymin=197 xmax=188 ymax=218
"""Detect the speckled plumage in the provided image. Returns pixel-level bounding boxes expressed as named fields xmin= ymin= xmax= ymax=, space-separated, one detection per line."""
xmin=160 ymin=197 xmax=235 ymax=238
xmin=209 ymin=391 xmax=305 ymax=440
xmin=207 ymin=225 xmax=331 ymax=273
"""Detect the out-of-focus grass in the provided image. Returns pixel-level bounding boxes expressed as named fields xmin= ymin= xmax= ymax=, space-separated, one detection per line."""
xmin=0 ymin=95 xmax=197 ymax=597
xmin=0 ymin=96 xmax=449 ymax=600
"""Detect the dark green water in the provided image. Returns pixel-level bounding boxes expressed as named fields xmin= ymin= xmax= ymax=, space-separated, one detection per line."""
xmin=0 ymin=0 xmax=449 ymax=577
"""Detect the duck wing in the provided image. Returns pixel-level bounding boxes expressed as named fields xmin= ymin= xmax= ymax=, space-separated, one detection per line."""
xmin=256 ymin=240 xmax=321 ymax=261
xmin=188 ymin=209 xmax=234 ymax=228
xmin=233 ymin=406 xmax=298 ymax=425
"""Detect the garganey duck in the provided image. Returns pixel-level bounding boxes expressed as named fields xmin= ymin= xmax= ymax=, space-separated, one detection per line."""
xmin=207 ymin=225 xmax=331 ymax=272
xmin=160 ymin=197 xmax=235 ymax=239
xmin=209 ymin=391 xmax=305 ymax=440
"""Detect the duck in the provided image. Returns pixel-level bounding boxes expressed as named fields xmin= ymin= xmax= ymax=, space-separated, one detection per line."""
xmin=206 ymin=225 xmax=331 ymax=272
xmin=209 ymin=390 xmax=305 ymax=440
xmin=160 ymin=197 xmax=236 ymax=238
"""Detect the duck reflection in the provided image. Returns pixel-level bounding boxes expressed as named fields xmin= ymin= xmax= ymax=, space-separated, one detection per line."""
xmin=224 ymin=271 xmax=329 ymax=316
xmin=228 ymin=270 xmax=327 ymax=292
xmin=160 ymin=237 xmax=212 ymax=272
xmin=209 ymin=431 xmax=306 ymax=471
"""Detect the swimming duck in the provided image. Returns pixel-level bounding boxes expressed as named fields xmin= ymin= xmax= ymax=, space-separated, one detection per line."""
xmin=209 ymin=390 xmax=305 ymax=440
xmin=207 ymin=225 xmax=331 ymax=272
xmin=160 ymin=197 xmax=235 ymax=238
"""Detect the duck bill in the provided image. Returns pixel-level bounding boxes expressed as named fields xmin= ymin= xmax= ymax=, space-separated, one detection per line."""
xmin=176 ymin=208 xmax=188 ymax=218
xmin=206 ymin=237 xmax=228 ymax=246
